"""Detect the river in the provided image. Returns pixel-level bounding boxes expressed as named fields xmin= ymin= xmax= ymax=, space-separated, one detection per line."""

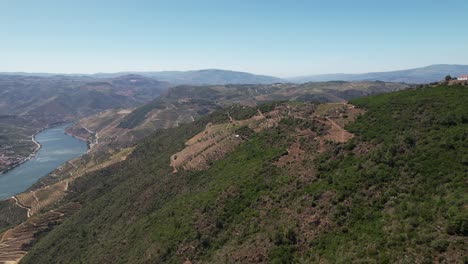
xmin=0 ymin=124 xmax=87 ymax=200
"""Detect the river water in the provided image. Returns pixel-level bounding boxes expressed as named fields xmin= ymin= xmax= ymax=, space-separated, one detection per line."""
xmin=0 ymin=124 xmax=87 ymax=200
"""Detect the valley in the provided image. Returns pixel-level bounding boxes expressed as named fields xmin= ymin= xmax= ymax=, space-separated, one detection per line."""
xmin=20 ymin=85 xmax=468 ymax=263
xmin=0 ymin=74 xmax=169 ymax=172
xmin=0 ymin=124 xmax=87 ymax=201
xmin=0 ymin=81 xmax=465 ymax=263
xmin=2 ymin=1 xmax=467 ymax=262
xmin=0 ymin=79 xmax=410 ymax=263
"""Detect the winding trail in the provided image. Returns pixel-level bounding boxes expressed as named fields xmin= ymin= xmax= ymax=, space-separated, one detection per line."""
xmin=82 ymin=125 xmax=99 ymax=153
xmin=11 ymin=196 xmax=31 ymax=218
xmin=31 ymin=135 xmax=41 ymax=153
xmin=325 ymin=117 xmax=348 ymax=142
xmin=81 ymin=126 xmax=95 ymax=135
xmin=32 ymin=191 xmax=39 ymax=203
xmin=227 ymin=112 xmax=234 ymax=122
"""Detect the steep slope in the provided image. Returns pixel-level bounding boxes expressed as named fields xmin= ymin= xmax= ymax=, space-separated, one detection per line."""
xmin=0 ymin=74 xmax=169 ymax=171
xmin=0 ymin=116 xmax=44 ymax=172
xmin=0 ymin=74 xmax=170 ymax=116
xmin=19 ymin=85 xmax=467 ymax=263
xmin=117 ymin=81 xmax=409 ymax=130
xmin=60 ymin=81 xmax=408 ymax=157
xmin=291 ymin=64 xmax=468 ymax=84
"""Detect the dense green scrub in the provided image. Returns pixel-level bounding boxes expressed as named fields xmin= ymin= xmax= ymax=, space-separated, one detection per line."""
xmin=0 ymin=199 xmax=27 ymax=233
xmin=22 ymin=85 xmax=467 ymax=263
xmin=309 ymin=85 xmax=467 ymax=262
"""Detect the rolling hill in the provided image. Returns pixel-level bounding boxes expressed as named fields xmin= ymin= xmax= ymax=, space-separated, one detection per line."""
xmin=1 ymin=69 xmax=284 ymax=85
xmin=58 ymin=81 xmax=409 ymax=154
xmin=92 ymin=69 xmax=285 ymax=85
xmin=0 ymin=74 xmax=169 ymax=172
xmin=5 ymin=65 xmax=468 ymax=85
xmin=0 ymin=74 xmax=170 ymax=116
xmin=13 ymin=85 xmax=467 ymax=263
xmin=290 ymin=64 xmax=468 ymax=84
xmin=0 ymin=80 xmax=411 ymax=240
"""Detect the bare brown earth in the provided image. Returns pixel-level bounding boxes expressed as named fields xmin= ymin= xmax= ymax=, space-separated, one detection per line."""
xmin=0 ymin=101 xmax=362 ymax=262
xmin=202 ymin=104 xmax=363 ymax=262
xmin=273 ymin=103 xmax=363 ymax=185
xmin=170 ymin=122 xmax=242 ymax=172
xmin=315 ymin=103 xmax=364 ymax=143
xmin=65 ymin=109 xmax=131 ymax=152
xmin=16 ymin=181 xmax=67 ymax=217
xmin=65 ymin=103 xmax=203 ymax=155
xmin=269 ymin=104 xmax=362 ymax=261
xmin=172 ymin=103 xmax=362 ymax=176
xmin=170 ymin=106 xmax=285 ymax=172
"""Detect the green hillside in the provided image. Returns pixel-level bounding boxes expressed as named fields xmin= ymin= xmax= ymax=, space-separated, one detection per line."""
xmin=22 ymin=85 xmax=467 ymax=263
xmin=118 ymin=81 xmax=410 ymax=129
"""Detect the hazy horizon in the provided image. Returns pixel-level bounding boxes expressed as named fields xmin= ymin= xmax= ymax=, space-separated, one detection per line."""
xmin=1 ymin=0 xmax=467 ymax=77
xmin=1 ymin=63 xmax=468 ymax=79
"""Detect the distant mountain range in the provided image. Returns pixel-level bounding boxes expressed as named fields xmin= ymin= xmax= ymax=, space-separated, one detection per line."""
xmin=0 ymin=74 xmax=169 ymax=172
xmin=92 ymin=69 xmax=284 ymax=85
xmin=13 ymin=84 xmax=467 ymax=263
xmin=0 ymin=69 xmax=284 ymax=85
xmin=289 ymin=64 xmax=468 ymax=84
xmin=0 ymin=74 xmax=169 ymax=117
xmin=2 ymin=64 xmax=468 ymax=85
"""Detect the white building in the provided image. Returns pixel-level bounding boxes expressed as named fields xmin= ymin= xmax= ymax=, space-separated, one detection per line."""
xmin=458 ymin=75 xmax=468 ymax=81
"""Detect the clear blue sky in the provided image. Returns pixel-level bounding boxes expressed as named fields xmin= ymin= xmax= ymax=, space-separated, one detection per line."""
xmin=1 ymin=0 xmax=467 ymax=77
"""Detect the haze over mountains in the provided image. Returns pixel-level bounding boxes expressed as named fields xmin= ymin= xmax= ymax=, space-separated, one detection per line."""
xmin=0 ymin=74 xmax=169 ymax=117
xmin=0 ymin=63 xmax=465 ymax=172
xmin=0 ymin=74 xmax=169 ymax=172
xmin=0 ymin=63 xmax=466 ymax=263
xmin=0 ymin=69 xmax=283 ymax=86
xmin=92 ymin=69 xmax=284 ymax=85
xmin=290 ymin=64 xmax=468 ymax=84
xmin=2 ymin=0 xmax=467 ymax=261
xmin=5 ymin=84 xmax=465 ymax=264
xmin=3 ymin=64 xmax=468 ymax=85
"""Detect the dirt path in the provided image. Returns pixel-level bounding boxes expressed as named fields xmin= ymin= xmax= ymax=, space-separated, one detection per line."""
xmin=81 ymin=125 xmax=95 ymax=135
xmin=69 ymin=160 xmax=78 ymax=169
xmin=257 ymin=109 xmax=265 ymax=118
xmin=325 ymin=117 xmax=349 ymax=142
xmin=0 ymin=203 xmax=81 ymax=264
xmin=227 ymin=112 xmax=234 ymax=122
xmin=31 ymin=135 xmax=41 ymax=153
xmin=82 ymin=125 xmax=99 ymax=153
xmin=31 ymin=191 xmax=39 ymax=203
xmin=11 ymin=196 xmax=30 ymax=218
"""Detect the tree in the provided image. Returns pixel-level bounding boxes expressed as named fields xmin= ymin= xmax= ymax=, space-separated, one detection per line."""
xmin=445 ymin=75 xmax=452 ymax=81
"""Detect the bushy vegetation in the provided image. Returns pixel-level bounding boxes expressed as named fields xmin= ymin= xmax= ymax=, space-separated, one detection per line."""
xmin=21 ymin=85 xmax=467 ymax=263
xmin=0 ymin=199 xmax=27 ymax=233
xmin=308 ymin=85 xmax=467 ymax=262
xmin=118 ymin=99 xmax=168 ymax=129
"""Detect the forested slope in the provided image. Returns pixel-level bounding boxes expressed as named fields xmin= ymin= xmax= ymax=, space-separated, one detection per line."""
xmin=22 ymin=85 xmax=467 ymax=263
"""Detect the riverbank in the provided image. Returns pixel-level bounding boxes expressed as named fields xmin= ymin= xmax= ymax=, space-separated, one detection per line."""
xmin=0 ymin=124 xmax=88 ymax=201
xmin=0 ymin=122 xmax=82 ymax=175
xmin=0 ymin=132 xmax=42 ymax=176
xmin=64 ymin=128 xmax=97 ymax=153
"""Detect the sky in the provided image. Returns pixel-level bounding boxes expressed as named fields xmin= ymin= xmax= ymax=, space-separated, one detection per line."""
xmin=1 ymin=0 xmax=467 ymax=77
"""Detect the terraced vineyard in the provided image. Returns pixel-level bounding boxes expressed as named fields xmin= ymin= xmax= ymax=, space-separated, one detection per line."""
xmin=1 ymin=84 xmax=465 ymax=263
xmin=0 ymin=202 xmax=81 ymax=263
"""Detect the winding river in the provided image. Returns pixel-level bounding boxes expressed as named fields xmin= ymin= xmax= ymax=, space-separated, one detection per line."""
xmin=0 ymin=124 xmax=87 ymax=200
